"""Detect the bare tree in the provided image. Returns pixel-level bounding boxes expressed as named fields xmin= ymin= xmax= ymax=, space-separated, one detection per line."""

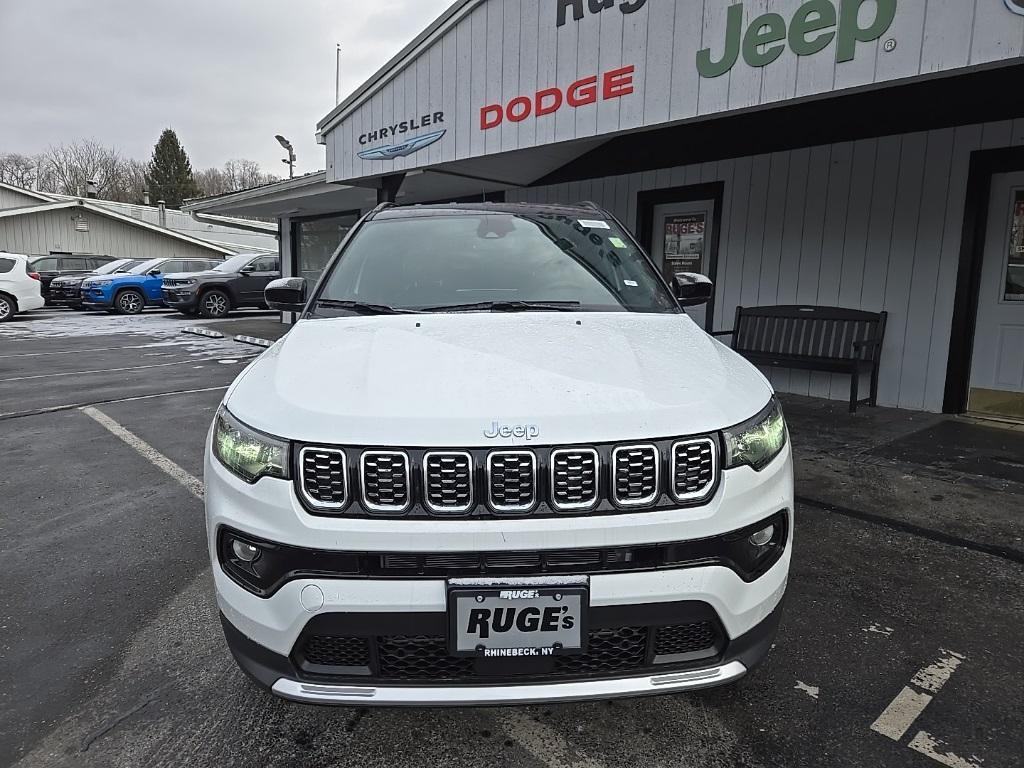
xmin=195 ymin=159 xmax=278 ymax=198
xmin=0 ymin=153 xmax=43 ymax=189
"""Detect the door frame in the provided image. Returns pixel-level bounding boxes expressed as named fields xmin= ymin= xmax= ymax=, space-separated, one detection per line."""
xmin=944 ymin=146 xmax=1024 ymax=413
xmin=636 ymin=182 xmax=725 ymax=331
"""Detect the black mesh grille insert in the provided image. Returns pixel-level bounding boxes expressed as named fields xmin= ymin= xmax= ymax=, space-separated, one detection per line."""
xmin=654 ymin=622 xmax=718 ymax=657
xmin=553 ymin=627 xmax=647 ymax=674
xmin=488 ymin=452 xmax=536 ymax=512
xmin=300 ymin=635 xmax=369 ymax=668
xmin=672 ymin=440 xmax=716 ymax=499
xmin=377 ymin=636 xmax=475 ymax=679
xmin=550 ymin=449 xmax=599 ymax=510
xmin=424 ymin=452 xmax=473 ymax=513
xmin=300 ymin=448 xmax=347 ymax=507
xmin=362 ymin=452 xmax=411 ymax=512
xmin=613 ymin=446 xmax=658 ymax=505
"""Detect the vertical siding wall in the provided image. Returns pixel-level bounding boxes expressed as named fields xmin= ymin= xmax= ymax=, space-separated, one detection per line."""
xmin=0 ymin=209 xmax=226 ymax=262
xmin=508 ymin=119 xmax=1024 ymax=412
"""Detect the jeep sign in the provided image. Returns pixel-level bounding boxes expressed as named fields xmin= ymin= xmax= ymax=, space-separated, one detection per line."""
xmin=697 ymin=0 xmax=898 ymax=78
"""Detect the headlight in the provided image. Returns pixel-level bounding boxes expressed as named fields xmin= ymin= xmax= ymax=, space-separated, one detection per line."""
xmin=212 ymin=407 xmax=290 ymax=483
xmin=723 ymin=398 xmax=787 ymax=471
xmin=93 ymin=279 xmax=113 ymax=287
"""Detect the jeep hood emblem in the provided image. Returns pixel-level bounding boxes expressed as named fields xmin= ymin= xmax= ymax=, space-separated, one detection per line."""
xmin=484 ymin=421 xmax=539 ymax=440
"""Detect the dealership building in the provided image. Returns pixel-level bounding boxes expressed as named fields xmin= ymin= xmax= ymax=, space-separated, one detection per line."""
xmin=185 ymin=0 xmax=1024 ymax=418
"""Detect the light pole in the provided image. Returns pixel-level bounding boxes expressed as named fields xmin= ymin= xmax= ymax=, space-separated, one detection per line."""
xmin=275 ymin=134 xmax=296 ymax=179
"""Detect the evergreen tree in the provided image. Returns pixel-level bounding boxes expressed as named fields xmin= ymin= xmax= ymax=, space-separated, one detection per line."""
xmin=145 ymin=129 xmax=199 ymax=207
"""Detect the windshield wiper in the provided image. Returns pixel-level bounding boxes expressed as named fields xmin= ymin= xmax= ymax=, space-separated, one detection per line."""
xmin=420 ymin=300 xmax=582 ymax=313
xmin=314 ymin=299 xmax=421 ymax=315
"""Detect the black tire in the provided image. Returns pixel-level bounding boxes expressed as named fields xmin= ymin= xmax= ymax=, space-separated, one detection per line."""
xmin=0 ymin=293 xmax=16 ymax=322
xmin=198 ymin=289 xmax=231 ymax=319
xmin=114 ymin=289 xmax=145 ymax=315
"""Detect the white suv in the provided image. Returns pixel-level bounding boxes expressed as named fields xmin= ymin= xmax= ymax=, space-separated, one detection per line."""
xmin=205 ymin=203 xmax=792 ymax=706
xmin=0 ymin=252 xmax=44 ymax=322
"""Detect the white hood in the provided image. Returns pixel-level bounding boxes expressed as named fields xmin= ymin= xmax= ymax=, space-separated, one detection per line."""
xmin=225 ymin=312 xmax=772 ymax=446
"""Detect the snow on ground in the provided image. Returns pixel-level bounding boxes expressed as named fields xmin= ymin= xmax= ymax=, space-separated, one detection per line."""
xmin=0 ymin=309 xmax=263 ymax=358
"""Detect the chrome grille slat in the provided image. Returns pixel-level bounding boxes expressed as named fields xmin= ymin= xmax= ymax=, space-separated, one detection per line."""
xmin=299 ymin=447 xmax=348 ymax=509
xmin=361 ymin=451 xmax=411 ymax=513
xmin=670 ymin=438 xmax=718 ymax=502
xmin=550 ymin=448 xmax=599 ymax=511
xmin=611 ymin=444 xmax=659 ymax=507
xmin=423 ymin=451 xmax=474 ymax=514
xmin=487 ymin=451 xmax=537 ymax=514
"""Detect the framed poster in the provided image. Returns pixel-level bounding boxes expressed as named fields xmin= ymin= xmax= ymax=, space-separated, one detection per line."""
xmin=662 ymin=212 xmax=706 ymax=279
xmin=1005 ymin=190 xmax=1024 ymax=302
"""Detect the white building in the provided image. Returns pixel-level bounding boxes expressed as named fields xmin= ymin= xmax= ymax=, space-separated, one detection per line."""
xmin=0 ymin=181 xmax=278 ymax=260
xmin=185 ymin=0 xmax=1024 ymax=419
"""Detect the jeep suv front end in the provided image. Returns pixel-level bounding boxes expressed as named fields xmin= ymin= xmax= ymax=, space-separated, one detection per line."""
xmin=205 ymin=203 xmax=793 ymax=705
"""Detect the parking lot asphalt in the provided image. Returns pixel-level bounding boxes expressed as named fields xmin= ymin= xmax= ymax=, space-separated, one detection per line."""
xmin=2 ymin=308 xmax=1023 ymax=768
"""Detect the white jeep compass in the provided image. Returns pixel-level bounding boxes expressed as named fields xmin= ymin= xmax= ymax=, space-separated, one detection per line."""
xmin=205 ymin=202 xmax=792 ymax=706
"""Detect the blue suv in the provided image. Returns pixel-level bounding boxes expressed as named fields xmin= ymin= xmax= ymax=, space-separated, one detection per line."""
xmin=81 ymin=257 xmax=223 ymax=314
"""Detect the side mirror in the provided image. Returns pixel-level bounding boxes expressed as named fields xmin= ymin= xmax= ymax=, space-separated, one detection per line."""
xmin=265 ymin=277 xmax=307 ymax=312
xmin=240 ymin=266 xmax=255 ymax=274
xmin=148 ymin=269 xmax=161 ymax=276
xmin=671 ymin=272 xmax=713 ymax=306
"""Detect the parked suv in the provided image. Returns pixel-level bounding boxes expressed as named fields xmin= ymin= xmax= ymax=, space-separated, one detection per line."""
xmin=29 ymin=254 xmax=117 ymax=303
xmin=162 ymin=253 xmax=280 ymax=318
xmin=49 ymin=258 xmax=140 ymax=309
xmin=81 ymin=257 xmax=222 ymax=314
xmin=206 ymin=203 xmax=792 ymax=706
xmin=0 ymin=252 xmax=45 ymax=321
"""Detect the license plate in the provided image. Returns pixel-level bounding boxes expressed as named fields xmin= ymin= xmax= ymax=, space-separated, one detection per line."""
xmin=448 ymin=579 xmax=587 ymax=658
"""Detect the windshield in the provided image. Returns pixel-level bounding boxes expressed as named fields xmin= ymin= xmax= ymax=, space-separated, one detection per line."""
xmin=215 ymin=254 xmax=255 ymax=273
xmin=129 ymin=258 xmax=163 ymax=275
xmin=95 ymin=259 xmax=138 ymax=275
xmin=315 ymin=212 xmax=678 ymax=314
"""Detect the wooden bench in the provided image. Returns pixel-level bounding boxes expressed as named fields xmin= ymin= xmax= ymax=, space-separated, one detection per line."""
xmin=712 ymin=305 xmax=888 ymax=413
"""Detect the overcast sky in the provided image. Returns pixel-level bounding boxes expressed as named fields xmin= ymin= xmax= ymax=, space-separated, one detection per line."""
xmin=0 ymin=0 xmax=452 ymax=177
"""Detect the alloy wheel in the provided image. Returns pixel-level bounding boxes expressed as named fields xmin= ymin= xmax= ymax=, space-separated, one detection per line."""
xmin=0 ymin=297 xmax=11 ymax=321
xmin=119 ymin=292 xmax=143 ymax=314
xmin=203 ymin=293 xmax=228 ymax=318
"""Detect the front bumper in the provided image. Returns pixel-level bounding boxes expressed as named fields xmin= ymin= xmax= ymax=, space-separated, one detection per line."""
xmin=162 ymin=288 xmax=198 ymax=309
xmin=207 ymin=438 xmax=792 ymax=705
xmin=221 ymin=599 xmax=783 ymax=705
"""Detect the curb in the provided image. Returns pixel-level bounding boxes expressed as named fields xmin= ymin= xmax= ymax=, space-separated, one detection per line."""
xmin=181 ymin=327 xmax=224 ymax=339
xmin=233 ymin=335 xmax=275 ymax=349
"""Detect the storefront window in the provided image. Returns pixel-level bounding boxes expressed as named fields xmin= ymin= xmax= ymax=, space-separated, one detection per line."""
xmin=661 ymin=212 xmax=706 ymax=281
xmin=1005 ymin=191 xmax=1024 ymax=302
xmin=292 ymin=212 xmax=360 ymax=285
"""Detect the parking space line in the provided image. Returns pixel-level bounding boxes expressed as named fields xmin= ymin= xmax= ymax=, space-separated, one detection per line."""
xmin=0 ymin=385 xmax=229 ymax=420
xmin=871 ymin=649 xmax=964 ymax=741
xmin=0 ymin=356 xmax=256 ymax=382
xmin=870 ymin=687 xmax=934 ymax=741
xmin=908 ymin=731 xmax=984 ymax=768
xmin=0 ymin=343 xmax=182 ymax=359
xmin=81 ymin=406 xmax=204 ymax=500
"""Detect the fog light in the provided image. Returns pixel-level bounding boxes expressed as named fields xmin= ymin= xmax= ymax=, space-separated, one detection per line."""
xmin=232 ymin=539 xmax=260 ymax=563
xmin=748 ymin=525 xmax=775 ymax=547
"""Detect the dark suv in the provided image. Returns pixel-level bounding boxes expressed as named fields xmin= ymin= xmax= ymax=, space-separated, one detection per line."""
xmin=29 ymin=254 xmax=118 ymax=303
xmin=49 ymin=258 xmax=140 ymax=309
xmin=162 ymin=253 xmax=280 ymax=318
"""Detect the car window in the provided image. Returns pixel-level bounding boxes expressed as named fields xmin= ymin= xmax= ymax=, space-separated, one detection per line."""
xmin=158 ymin=260 xmax=185 ymax=274
xmin=251 ymin=257 xmax=279 ymax=273
xmin=192 ymin=260 xmax=217 ymax=272
xmin=0 ymin=257 xmax=14 ymax=274
xmin=317 ymin=213 xmax=679 ymax=314
xmin=32 ymin=257 xmax=59 ymax=271
xmin=60 ymin=257 xmax=91 ymax=271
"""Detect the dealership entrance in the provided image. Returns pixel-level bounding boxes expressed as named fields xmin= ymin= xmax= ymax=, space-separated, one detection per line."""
xmin=969 ymin=171 xmax=1024 ymax=420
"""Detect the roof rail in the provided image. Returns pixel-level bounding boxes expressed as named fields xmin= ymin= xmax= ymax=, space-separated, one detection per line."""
xmin=368 ymin=201 xmax=396 ymax=218
xmin=577 ymin=200 xmax=604 ymax=211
